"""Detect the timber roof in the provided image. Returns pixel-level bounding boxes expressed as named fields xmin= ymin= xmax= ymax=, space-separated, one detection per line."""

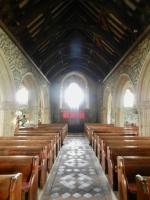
xmin=0 ymin=0 xmax=150 ymax=83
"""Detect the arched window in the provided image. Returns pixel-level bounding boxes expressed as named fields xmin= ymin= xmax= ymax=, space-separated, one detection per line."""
xmin=65 ymin=82 xmax=84 ymax=108
xmin=16 ymin=86 xmax=28 ymax=105
xmin=124 ymin=89 xmax=134 ymax=107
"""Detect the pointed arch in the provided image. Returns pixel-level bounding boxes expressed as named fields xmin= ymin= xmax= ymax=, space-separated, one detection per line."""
xmin=60 ymin=72 xmax=89 ymax=109
xmin=18 ymin=73 xmax=39 ymax=125
xmin=114 ymin=74 xmax=135 ymax=126
xmin=0 ymin=50 xmax=16 ymax=136
xmin=137 ymin=51 xmax=150 ymax=135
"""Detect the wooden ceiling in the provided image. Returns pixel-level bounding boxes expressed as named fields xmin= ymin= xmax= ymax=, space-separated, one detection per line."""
xmin=0 ymin=0 xmax=150 ymax=83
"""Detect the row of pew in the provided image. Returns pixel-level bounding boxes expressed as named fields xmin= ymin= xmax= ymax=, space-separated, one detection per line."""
xmin=0 ymin=123 xmax=68 ymax=200
xmin=84 ymin=123 xmax=150 ymax=200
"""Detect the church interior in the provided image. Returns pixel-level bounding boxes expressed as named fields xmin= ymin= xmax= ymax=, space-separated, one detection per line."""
xmin=0 ymin=0 xmax=150 ymax=200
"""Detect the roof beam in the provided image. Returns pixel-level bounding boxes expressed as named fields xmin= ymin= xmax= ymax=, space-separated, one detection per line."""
xmin=49 ymin=64 xmax=101 ymax=82
xmin=39 ymin=40 xmax=112 ymax=67
xmin=44 ymin=56 xmax=107 ymax=77
xmin=28 ymin=21 xmax=122 ymax=56
xmin=14 ymin=0 xmax=138 ymax=34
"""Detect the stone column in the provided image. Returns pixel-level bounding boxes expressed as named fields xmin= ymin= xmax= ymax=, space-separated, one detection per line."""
xmin=41 ymin=108 xmax=50 ymax=124
xmin=137 ymin=101 xmax=150 ymax=136
xmin=114 ymin=107 xmax=124 ymax=127
xmin=101 ymin=106 xmax=107 ymax=124
xmin=0 ymin=102 xmax=16 ymax=136
xmin=29 ymin=106 xmax=39 ymax=126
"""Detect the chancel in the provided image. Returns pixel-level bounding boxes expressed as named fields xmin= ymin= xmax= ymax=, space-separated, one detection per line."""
xmin=0 ymin=0 xmax=150 ymax=200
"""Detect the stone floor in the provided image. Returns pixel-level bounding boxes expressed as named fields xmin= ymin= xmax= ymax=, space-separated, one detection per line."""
xmin=40 ymin=133 xmax=117 ymax=200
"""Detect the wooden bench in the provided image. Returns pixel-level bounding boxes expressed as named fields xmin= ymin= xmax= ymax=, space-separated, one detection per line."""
xmin=93 ymin=135 xmax=150 ymax=156
xmin=0 ymin=146 xmax=47 ymax=189
xmin=136 ymin=175 xmax=150 ymax=200
xmin=0 ymin=135 xmax=60 ymax=157
xmin=88 ymin=127 xmax=139 ymax=145
xmin=0 ymin=140 xmax=53 ymax=173
xmin=100 ymin=140 xmax=150 ymax=173
xmin=117 ymin=156 xmax=150 ymax=200
xmin=14 ymin=131 xmax=61 ymax=149
xmin=0 ymin=173 xmax=22 ymax=200
xmin=106 ymin=146 xmax=150 ymax=190
xmin=18 ymin=123 xmax=68 ymax=145
xmin=0 ymin=156 xmax=39 ymax=200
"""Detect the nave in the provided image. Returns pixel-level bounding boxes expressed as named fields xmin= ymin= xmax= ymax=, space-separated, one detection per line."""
xmin=41 ymin=134 xmax=115 ymax=200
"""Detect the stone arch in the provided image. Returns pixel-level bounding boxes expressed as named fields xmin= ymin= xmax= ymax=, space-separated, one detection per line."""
xmin=40 ymin=85 xmax=50 ymax=123
xmin=60 ymin=72 xmax=89 ymax=109
xmin=0 ymin=50 xmax=16 ymax=136
xmin=18 ymin=73 xmax=39 ymax=125
xmin=137 ymin=51 xmax=150 ymax=135
xmin=114 ymin=74 xmax=135 ymax=127
xmin=102 ymin=87 xmax=112 ymax=124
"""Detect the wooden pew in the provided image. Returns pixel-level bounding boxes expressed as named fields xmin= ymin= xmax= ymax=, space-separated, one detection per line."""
xmin=100 ymin=140 xmax=150 ymax=173
xmin=93 ymin=135 xmax=150 ymax=156
xmin=84 ymin=123 xmax=114 ymax=136
xmin=0 ymin=146 xmax=47 ymax=189
xmin=14 ymin=131 xmax=62 ymax=148
xmin=0 ymin=156 xmax=39 ymax=200
xmin=0 ymin=135 xmax=59 ymax=157
xmin=117 ymin=156 xmax=150 ymax=200
xmin=0 ymin=140 xmax=53 ymax=173
xmin=0 ymin=173 xmax=22 ymax=200
xmin=88 ymin=127 xmax=139 ymax=145
xmin=18 ymin=123 xmax=68 ymax=145
xmin=106 ymin=146 xmax=150 ymax=190
xmin=136 ymin=175 xmax=150 ymax=200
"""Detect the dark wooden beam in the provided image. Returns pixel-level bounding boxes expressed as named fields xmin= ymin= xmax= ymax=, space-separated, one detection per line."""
xmin=28 ymin=21 xmax=122 ymax=56
xmin=14 ymin=0 xmax=138 ymax=35
xmin=43 ymin=55 xmax=107 ymax=77
xmin=49 ymin=64 xmax=101 ymax=82
xmin=39 ymin=39 xmax=112 ymax=67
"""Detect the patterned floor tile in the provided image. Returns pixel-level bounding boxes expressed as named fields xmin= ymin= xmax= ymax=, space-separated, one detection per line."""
xmin=40 ymin=134 xmax=116 ymax=200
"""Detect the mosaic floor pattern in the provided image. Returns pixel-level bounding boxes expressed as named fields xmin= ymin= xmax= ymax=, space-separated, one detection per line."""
xmin=41 ymin=134 xmax=116 ymax=200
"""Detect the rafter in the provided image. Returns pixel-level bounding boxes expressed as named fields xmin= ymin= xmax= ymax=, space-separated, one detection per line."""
xmin=39 ymin=39 xmax=112 ymax=67
xmin=49 ymin=64 xmax=101 ymax=82
xmin=28 ymin=22 xmax=122 ymax=56
xmin=13 ymin=0 xmax=138 ymax=35
xmin=44 ymin=56 xmax=107 ymax=77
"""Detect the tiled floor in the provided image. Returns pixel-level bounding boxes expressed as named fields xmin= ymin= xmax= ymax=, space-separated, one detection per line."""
xmin=41 ymin=134 xmax=117 ymax=200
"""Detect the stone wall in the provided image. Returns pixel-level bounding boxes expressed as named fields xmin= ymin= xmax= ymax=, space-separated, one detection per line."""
xmin=0 ymin=28 xmax=50 ymax=91
xmin=98 ymin=33 xmax=150 ymax=123
xmin=0 ymin=27 xmax=50 ymax=136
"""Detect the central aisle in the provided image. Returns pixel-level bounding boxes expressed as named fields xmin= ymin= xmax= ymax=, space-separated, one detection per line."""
xmin=41 ymin=134 xmax=116 ymax=200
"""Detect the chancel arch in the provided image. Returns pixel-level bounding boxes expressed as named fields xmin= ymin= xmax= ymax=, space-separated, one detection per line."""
xmin=0 ymin=50 xmax=16 ymax=136
xmin=137 ymin=51 xmax=150 ymax=136
xmin=17 ymin=73 xmax=39 ymax=126
xmin=60 ymin=72 xmax=89 ymax=109
xmin=114 ymin=74 xmax=137 ymax=127
xmin=60 ymin=72 xmax=89 ymax=132
xmin=102 ymin=87 xmax=112 ymax=124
